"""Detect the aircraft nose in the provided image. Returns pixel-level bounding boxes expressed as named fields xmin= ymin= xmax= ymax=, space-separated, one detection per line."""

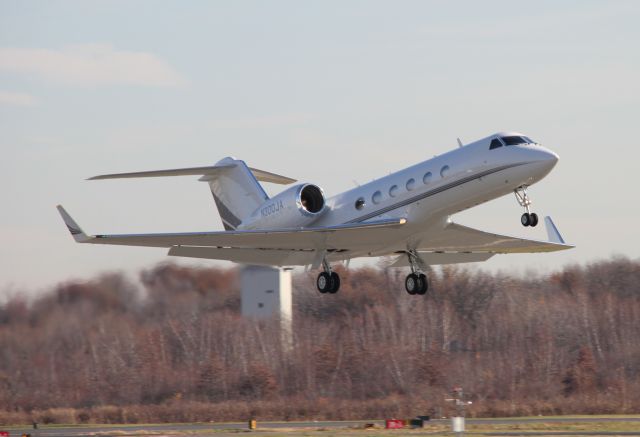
xmin=524 ymin=146 xmax=559 ymax=182
xmin=542 ymin=148 xmax=559 ymax=165
xmin=530 ymin=147 xmax=559 ymax=166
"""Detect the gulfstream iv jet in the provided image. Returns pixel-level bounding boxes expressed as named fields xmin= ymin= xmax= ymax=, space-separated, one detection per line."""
xmin=58 ymin=132 xmax=573 ymax=295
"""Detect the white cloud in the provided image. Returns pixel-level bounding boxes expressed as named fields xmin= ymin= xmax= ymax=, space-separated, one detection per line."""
xmin=0 ymin=44 xmax=185 ymax=87
xmin=0 ymin=90 xmax=38 ymax=106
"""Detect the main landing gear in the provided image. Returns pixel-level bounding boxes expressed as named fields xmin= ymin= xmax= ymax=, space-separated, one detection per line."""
xmin=316 ymin=258 xmax=340 ymax=294
xmin=405 ymin=250 xmax=428 ymax=296
xmin=514 ymin=185 xmax=539 ymax=227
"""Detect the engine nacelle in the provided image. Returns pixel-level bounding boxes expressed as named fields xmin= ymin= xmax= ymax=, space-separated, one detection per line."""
xmin=239 ymin=183 xmax=327 ymax=230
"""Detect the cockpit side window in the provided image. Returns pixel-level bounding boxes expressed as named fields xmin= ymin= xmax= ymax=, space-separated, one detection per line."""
xmin=501 ymin=136 xmax=527 ymax=146
xmin=489 ymin=138 xmax=503 ymax=150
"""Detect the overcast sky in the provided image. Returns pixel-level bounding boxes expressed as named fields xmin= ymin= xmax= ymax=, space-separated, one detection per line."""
xmin=1 ymin=1 xmax=639 ymax=296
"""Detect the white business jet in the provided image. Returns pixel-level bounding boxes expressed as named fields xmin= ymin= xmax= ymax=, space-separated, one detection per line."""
xmin=58 ymin=132 xmax=573 ymax=295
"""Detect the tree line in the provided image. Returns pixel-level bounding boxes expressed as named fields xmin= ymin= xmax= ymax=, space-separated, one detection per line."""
xmin=0 ymin=256 xmax=639 ymax=424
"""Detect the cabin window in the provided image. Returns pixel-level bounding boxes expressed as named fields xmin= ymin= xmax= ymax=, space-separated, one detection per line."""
xmin=440 ymin=165 xmax=450 ymax=178
xmin=355 ymin=197 xmax=365 ymax=210
xmin=489 ymin=138 xmax=503 ymax=150
xmin=406 ymin=178 xmax=416 ymax=191
xmin=389 ymin=185 xmax=398 ymax=197
xmin=372 ymin=190 xmax=382 ymax=204
xmin=423 ymin=172 xmax=432 ymax=184
xmin=501 ymin=136 xmax=527 ymax=146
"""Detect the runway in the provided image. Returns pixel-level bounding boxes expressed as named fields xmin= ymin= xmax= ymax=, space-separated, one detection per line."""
xmin=4 ymin=416 xmax=640 ymax=436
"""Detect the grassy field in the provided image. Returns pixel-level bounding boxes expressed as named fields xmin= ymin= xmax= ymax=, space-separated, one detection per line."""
xmin=4 ymin=416 xmax=640 ymax=437
xmin=249 ymin=420 xmax=640 ymax=437
xmin=212 ymin=419 xmax=639 ymax=437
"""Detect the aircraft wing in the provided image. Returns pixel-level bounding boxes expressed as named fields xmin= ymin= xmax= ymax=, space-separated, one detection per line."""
xmin=415 ymin=218 xmax=573 ymax=254
xmin=389 ymin=216 xmax=573 ymax=267
xmin=57 ymin=206 xmax=406 ymax=259
xmin=58 ymin=205 xmax=571 ymax=267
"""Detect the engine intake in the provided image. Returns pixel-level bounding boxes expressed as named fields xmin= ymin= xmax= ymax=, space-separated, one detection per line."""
xmin=299 ymin=184 xmax=324 ymax=214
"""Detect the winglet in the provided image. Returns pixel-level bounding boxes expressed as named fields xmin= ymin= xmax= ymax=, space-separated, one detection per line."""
xmin=544 ymin=216 xmax=566 ymax=244
xmin=56 ymin=205 xmax=91 ymax=243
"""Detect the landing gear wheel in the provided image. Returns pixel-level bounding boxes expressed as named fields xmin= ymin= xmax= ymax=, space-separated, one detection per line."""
xmin=405 ymin=273 xmax=419 ymax=295
xmin=515 ymin=186 xmax=540 ymax=228
xmin=329 ymin=272 xmax=340 ymax=294
xmin=317 ymin=272 xmax=332 ymax=293
xmin=416 ymin=273 xmax=428 ymax=295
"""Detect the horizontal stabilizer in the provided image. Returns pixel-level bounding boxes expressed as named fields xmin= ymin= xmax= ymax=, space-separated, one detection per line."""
xmin=88 ymin=164 xmax=236 ymax=180
xmin=88 ymin=163 xmax=296 ymax=185
xmin=248 ymin=167 xmax=297 ymax=185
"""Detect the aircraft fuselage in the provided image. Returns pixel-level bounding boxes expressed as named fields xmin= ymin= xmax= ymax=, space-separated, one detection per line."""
xmin=314 ymin=132 xmax=559 ymax=255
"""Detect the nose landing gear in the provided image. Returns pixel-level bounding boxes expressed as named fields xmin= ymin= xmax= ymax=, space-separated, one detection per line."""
xmin=521 ymin=212 xmax=538 ymax=227
xmin=515 ymin=186 xmax=538 ymax=227
xmin=404 ymin=250 xmax=428 ymax=296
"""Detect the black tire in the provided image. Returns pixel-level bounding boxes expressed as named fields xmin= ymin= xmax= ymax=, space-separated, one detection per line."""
xmin=530 ymin=213 xmax=539 ymax=227
xmin=317 ymin=272 xmax=332 ymax=293
xmin=405 ymin=273 xmax=418 ymax=295
xmin=521 ymin=213 xmax=531 ymax=227
xmin=416 ymin=273 xmax=428 ymax=295
xmin=329 ymin=272 xmax=340 ymax=294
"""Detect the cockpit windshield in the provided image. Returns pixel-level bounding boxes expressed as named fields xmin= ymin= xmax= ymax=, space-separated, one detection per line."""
xmin=500 ymin=135 xmax=535 ymax=146
xmin=489 ymin=138 xmax=503 ymax=150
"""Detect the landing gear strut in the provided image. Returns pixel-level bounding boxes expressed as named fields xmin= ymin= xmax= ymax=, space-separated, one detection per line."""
xmin=404 ymin=250 xmax=428 ymax=296
xmin=316 ymin=258 xmax=340 ymax=294
xmin=514 ymin=185 xmax=538 ymax=227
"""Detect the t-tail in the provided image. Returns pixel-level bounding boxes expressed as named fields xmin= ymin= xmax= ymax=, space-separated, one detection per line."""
xmin=87 ymin=157 xmax=297 ymax=230
xmin=201 ymin=158 xmax=268 ymax=230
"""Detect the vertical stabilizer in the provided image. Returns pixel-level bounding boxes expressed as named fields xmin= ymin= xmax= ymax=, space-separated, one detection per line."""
xmin=201 ymin=157 xmax=269 ymax=230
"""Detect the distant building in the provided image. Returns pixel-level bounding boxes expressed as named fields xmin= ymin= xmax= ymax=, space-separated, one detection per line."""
xmin=240 ymin=265 xmax=292 ymax=347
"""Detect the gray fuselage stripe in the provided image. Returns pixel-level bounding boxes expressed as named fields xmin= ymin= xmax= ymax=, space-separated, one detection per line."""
xmin=211 ymin=192 xmax=242 ymax=230
xmin=346 ymin=162 xmax=529 ymax=223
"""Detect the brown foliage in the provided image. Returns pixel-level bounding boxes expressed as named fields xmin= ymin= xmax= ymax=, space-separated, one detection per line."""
xmin=0 ymin=257 xmax=639 ymax=424
xmin=563 ymin=346 xmax=598 ymax=396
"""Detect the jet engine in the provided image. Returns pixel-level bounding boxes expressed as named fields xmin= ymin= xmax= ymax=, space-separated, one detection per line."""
xmin=239 ymin=183 xmax=327 ymax=230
